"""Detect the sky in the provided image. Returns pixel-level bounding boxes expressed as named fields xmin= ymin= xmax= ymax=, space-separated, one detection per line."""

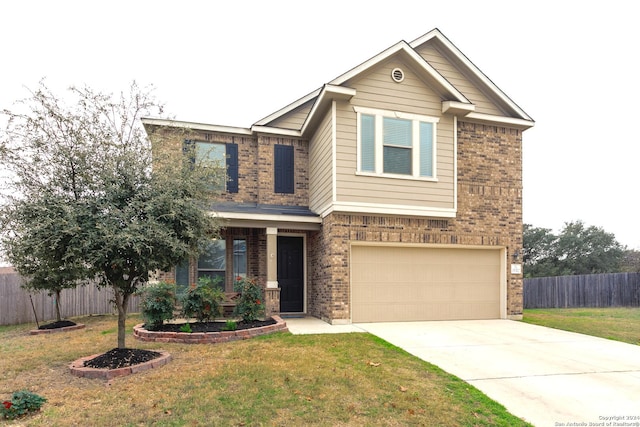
xmin=1 ymin=0 xmax=639 ymax=249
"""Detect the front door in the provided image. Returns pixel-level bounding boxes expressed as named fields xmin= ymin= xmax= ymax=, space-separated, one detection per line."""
xmin=278 ymin=236 xmax=304 ymax=312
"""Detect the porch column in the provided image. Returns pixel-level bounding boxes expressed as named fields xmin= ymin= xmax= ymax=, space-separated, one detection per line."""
xmin=265 ymin=227 xmax=280 ymax=317
xmin=266 ymin=227 xmax=278 ymax=289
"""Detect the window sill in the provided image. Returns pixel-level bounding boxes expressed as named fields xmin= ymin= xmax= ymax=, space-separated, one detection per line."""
xmin=355 ymin=171 xmax=438 ymax=182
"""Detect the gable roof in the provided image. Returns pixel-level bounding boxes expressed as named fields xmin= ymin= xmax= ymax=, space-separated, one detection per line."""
xmin=256 ymin=28 xmax=533 ymax=135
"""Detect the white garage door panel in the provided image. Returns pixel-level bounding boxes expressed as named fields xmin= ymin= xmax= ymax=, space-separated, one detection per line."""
xmin=351 ymin=246 xmax=501 ymax=322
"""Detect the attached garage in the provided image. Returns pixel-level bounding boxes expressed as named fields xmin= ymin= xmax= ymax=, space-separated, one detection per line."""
xmin=350 ymin=245 xmax=504 ymax=322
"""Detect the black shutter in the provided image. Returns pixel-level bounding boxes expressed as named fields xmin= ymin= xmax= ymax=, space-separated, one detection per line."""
xmin=226 ymin=143 xmax=239 ymax=193
xmin=274 ymin=144 xmax=294 ymax=194
xmin=183 ymin=139 xmax=195 ymax=165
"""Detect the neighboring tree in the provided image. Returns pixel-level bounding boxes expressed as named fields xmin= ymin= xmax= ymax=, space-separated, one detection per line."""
xmin=1 ymin=194 xmax=91 ymax=321
xmin=523 ymin=220 xmax=625 ymax=277
xmin=555 ymin=221 xmax=624 ymax=275
xmin=523 ymin=224 xmax=559 ymax=277
xmin=1 ymin=81 xmax=220 ymax=348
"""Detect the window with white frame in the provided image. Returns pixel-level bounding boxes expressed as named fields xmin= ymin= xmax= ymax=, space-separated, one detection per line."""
xmin=356 ymin=107 xmax=437 ymax=179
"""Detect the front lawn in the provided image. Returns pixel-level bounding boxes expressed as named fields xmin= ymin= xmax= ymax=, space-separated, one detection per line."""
xmin=0 ymin=314 xmax=530 ymax=426
xmin=522 ymin=307 xmax=640 ymax=345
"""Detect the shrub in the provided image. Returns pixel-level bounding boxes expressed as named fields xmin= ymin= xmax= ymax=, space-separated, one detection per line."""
xmin=222 ymin=320 xmax=237 ymax=331
xmin=233 ymin=277 xmax=265 ymax=322
xmin=138 ymin=281 xmax=177 ymax=331
xmin=180 ymin=276 xmax=225 ymax=322
xmin=1 ymin=390 xmax=46 ymax=420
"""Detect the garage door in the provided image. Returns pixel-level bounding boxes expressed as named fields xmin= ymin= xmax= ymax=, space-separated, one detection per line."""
xmin=351 ymin=245 xmax=502 ymax=322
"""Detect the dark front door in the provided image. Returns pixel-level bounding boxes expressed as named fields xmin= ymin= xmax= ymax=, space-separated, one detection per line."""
xmin=278 ymin=236 xmax=304 ymax=312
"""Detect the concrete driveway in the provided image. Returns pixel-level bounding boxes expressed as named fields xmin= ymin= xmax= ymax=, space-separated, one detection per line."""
xmin=356 ymin=320 xmax=640 ymax=427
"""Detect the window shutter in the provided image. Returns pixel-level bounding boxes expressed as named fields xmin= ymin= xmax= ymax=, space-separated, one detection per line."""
xmin=274 ymin=144 xmax=294 ymax=194
xmin=226 ymin=143 xmax=239 ymax=193
xmin=183 ymin=139 xmax=195 ymax=165
xmin=419 ymin=122 xmax=433 ymax=177
xmin=361 ymin=114 xmax=375 ymax=172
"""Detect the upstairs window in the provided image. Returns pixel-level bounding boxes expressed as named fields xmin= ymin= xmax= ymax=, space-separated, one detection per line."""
xmin=186 ymin=140 xmax=238 ymax=193
xmin=274 ymin=144 xmax=294 ymax=193
xmin=356 ymin=107 xmax=437 ymax=179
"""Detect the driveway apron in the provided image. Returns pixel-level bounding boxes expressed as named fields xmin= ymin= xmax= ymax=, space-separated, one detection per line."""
xmin=356 ymin=319 xmax=640 ymax=427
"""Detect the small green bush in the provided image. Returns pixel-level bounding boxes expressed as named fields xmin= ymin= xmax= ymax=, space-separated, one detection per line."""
xmin=222 ymin=320 xmax=237 ymax=331
xmin=179 ymin=323 xmax=192 ymax=333
xmin=233 ymin=277 xmax=265 ymax=322
xmin=1 ymin=390 xmax=46 ymax=420
xmin=180 ymin=276 xmax=225 ymax=322
xmin=138 ymin=281 xmax=177 ymax=330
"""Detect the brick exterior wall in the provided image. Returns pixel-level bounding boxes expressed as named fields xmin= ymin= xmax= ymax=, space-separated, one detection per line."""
xmin=307 ymin=121 xmax=524 ymax=322
xmin=152 ymin=120 xmax=524 ymax=322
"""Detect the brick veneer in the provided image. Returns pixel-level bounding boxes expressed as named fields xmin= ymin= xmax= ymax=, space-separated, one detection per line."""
xmin=307 ymin=121 xmax=524 ymax=322
xmin=154 ymin=120 xmax=524 ymax=323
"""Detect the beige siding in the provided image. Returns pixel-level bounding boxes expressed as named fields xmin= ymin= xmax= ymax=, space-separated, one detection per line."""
xmin=416 ymin=43 xmax=504 ymax=116
xmin=335 ymin=58 xmax=455 ymax=210
xmin=266 ymin=100 xmax=314 ymax=130
xmin=309 ymin=109 xmax=334 ymax=213
xmin=351 ymin=245 xmax=501 ymax=322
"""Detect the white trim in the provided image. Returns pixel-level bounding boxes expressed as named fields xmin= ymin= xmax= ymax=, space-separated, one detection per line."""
xmin=250 ymin=125 xmax=302 ymax=137
xmin=453 ymin=116 xmax=458 ymax=212
xmin=300 ymin=84 xmax=356 ymax=137
xmin=266 ymin=227 xmax=278 ymax=235
xmin=330 ymin=41 xmax=468 ymax=103
xmin=266 ymin=280 xmax=279 ymax=289
xmin=213 ymin=211 xmax=322 ymax=225
xmin=463 ymin=112 xmax=534 ymax=130
xmin=329 ymin=201 xmax=456 ymax=218
xmin=331 ymin=100 xmax=338 ymax=203
xmin=254 ymin=88 xmax=321 ymax=126
xmin=442 ymin=100 xmax=476 ymax=115
xmin=141 ymin=117 xmax=252 ymax=135
xmin=410 ymin=29 xmax=534 ymax=123
xmin=353 ymin=106 xmax=439 ymax=179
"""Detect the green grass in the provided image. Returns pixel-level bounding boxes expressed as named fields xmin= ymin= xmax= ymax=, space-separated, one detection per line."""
xmin=522 ymin=307 xmax=640 ymax=345
xmin=0 ymin=314 xmax=531 ymax=426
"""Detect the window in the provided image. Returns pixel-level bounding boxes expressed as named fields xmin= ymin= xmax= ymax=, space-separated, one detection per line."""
xmin=197 ymin=239 xmax=226 ymax=290
xmin=232 ymin=239 xmax=247 ymax=279
xmin=185 ymin=141 xmax=239 ymax=193
xmin=356 ymin=107 xmax=437 ymax=179
xmin=274 ymin=144 xmax=294 ymax=193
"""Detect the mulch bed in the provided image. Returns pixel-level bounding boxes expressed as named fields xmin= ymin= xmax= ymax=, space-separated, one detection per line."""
xmin=38 ymin=320 xmax=77 ymax=330
xmin=147 ymin=318 xmax=276 ymax=333
xmin=83 ymin=348 xmax=162 ymax=370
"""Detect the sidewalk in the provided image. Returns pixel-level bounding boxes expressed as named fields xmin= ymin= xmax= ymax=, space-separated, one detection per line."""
xmin=283 ymin=315 xmax=364 ymax=335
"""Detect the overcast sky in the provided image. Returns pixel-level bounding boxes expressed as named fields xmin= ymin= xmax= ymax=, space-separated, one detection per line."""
xmin=1 ymin=0 xmax=638 ymax=249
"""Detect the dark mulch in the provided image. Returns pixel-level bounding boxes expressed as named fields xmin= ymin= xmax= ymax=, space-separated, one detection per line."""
xmin=84 ymin=348 xmax=162 ymax=370
xmin=38 ymin=320 xmax=77 ymax=330
xmin=145 ymin=318 xmax=277 ymax=333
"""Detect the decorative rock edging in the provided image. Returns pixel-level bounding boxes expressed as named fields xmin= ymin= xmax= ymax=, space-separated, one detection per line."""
xmin=132 ymin=315 xmax=288 ymax=344
xmin=30 ymin=323 xmax=86 ymax=335
xmin=70 ymin=350 xmax=172 ymax=380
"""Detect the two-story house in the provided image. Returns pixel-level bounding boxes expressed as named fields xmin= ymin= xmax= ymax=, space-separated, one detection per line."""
xmin=143 ymin=28 xmax=534 ymax=324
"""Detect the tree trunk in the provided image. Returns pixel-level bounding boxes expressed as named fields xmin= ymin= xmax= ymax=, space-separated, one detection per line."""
xmin=55 ymin=289 xmax=62 ymax=322
xmin=114 ymin=287 xmax=131 ymax=349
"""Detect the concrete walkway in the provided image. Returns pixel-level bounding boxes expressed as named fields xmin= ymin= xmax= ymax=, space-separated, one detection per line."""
xmin=285 ymin=317 xmax=640 ymax=427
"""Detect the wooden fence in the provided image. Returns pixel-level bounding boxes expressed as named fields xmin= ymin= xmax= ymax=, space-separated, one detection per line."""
xmin=0 ymin=271 xmax=141 ymax=326
xmin=524 ymin=272 xmax=640 ymax=308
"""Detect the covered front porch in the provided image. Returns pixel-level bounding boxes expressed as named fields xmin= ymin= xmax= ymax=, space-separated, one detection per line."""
xmin=173 ymin=203 xmax=322 ymax=317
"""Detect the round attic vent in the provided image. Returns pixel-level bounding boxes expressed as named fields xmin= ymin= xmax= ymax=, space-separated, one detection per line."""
xmin=391 ymin=68 xmax=405 ymax=83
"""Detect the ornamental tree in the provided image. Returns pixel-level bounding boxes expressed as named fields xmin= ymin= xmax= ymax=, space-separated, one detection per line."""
xmin=1 ymin=81 xmax=220 ymax=348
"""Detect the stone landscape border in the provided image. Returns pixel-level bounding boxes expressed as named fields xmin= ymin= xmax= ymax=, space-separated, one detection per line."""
xmin=70 ymin=350 xmax=172 ymax=380
xmin=132 ymin=315 xmax=288 ymax=344
xmin=30 ymin=323 xmax=86 ymax=335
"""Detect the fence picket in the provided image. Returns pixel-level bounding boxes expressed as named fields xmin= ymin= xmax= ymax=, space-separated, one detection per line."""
xmin=0 ymin=272 xmax=141 ymax=326
xmin=524 ymin=272 xmax=640 ymax=308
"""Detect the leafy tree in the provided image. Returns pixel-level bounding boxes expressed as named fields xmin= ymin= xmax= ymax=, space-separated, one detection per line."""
xmin=1 ymin=81 xmax=219 ymax=348
xmin=523 ymin=220 xmax=625 ymax=277
xmin=556 ymin=221 xmax=624 ymax=275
